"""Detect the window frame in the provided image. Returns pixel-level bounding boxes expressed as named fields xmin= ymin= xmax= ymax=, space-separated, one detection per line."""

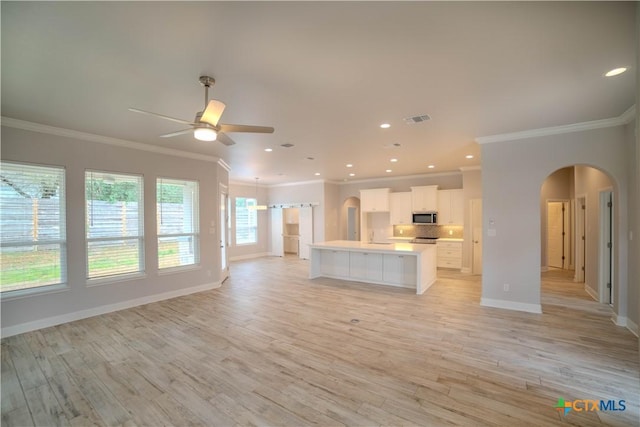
xmin=85 ymin=169 xmax=145 ymax=285
xmin=0 ymin=160 xmax=68 ymax=297
xmin=156 ymin=177 xmax=200 ymax=271
xmin=235 ymin=197 xmax=258 ymax=246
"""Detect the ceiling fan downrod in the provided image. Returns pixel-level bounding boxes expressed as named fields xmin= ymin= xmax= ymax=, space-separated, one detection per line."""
xmin=199 ymin=76 xmax=215 ymax=109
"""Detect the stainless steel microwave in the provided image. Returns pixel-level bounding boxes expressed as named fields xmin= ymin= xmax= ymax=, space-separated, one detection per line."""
xmin=412 ymin=212 xmax=438 ymax=225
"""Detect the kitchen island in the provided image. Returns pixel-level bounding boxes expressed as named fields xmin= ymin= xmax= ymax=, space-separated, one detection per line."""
xmin=309 ymin=240 xmax=437 ymax=294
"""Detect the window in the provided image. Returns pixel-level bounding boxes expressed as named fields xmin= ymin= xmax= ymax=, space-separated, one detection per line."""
xmin=85 ymin=171 xmax=144 ymax=281
xmin=235 ymin=197 xmax=257 ymax=245
xmin=0 ymin=161 xmax=66 ymax=294
xmin=157 ymin=178 xmax=199 ymax=269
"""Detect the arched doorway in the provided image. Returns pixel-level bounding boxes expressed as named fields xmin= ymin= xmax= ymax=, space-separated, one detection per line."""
xmin=340 ymin=197 xmax=360 ymax=241
xmin=540 ymin=165 xmax=616 ymax=305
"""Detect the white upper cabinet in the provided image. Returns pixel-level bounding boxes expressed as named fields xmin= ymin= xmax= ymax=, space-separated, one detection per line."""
xmin=437 ymin=189 xmax=464 ymax=225
xmin=389 ymin=192 xmax=412 ymax=225
xmin=360 ymin=188 xmax=390 ymax=212
xmin=410 ymin=185 xmax=438 ymax=212
xmin=284 ymin=208 xmax=299 ymax=224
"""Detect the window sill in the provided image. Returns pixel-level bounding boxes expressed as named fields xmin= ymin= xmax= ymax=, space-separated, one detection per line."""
xmin=86 ymin=272 xmax=147 ymax=288
xmin=157 ymin=264 xmax=201 ymax=276
xmin=0 ymin=283 xmax=70 ymax=302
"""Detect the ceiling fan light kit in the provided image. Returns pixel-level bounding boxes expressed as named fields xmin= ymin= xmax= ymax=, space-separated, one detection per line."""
xmin=128 ymin=75 xmax=274 ymax=145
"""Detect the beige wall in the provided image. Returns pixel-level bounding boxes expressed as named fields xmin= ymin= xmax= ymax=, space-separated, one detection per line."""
xmin=480 ymin=123 xmax=636 ymax=329
xmin=1 ymin=125 xmax=226 ymax=335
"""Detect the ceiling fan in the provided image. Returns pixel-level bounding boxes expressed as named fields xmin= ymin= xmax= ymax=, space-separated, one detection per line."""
xmin=128 ymin=76 xmax=274 ymax=146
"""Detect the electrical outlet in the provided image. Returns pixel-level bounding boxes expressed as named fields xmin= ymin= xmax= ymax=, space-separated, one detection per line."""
xmin=503 ymin=283 xmax=510 ymax=292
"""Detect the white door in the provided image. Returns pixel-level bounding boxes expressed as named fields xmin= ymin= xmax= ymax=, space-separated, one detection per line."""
xmin=471 ymin=199 xmax=483 ymax=275
xmin=299 ymin=207 xmax=313 ymax=259
xmin=575 ymin=197 xmax=586 ymax=282
xmin=547 ymin=201 xmax=565 ymax=269
xmin=270 ymin=208 xmax=284 ymax=257
xmin=220 ymin=188 xmax=229 ymax=281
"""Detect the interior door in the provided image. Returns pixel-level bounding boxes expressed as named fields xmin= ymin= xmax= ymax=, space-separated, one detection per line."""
xmin=575 ymin=197 xmax=586 ymax=283
xmin=299 ymin=207 xmax=313 ymax=259
xmin=547 ymin=201 xmax=565 ymax=269
xmin=270 ymin=208 xmax=284 ymax=257
xmin=347 ymin=206 xmax=357 ymax=241
xmin=471 ymin=199 xmax=482 ymax=275
xmin=220 ymin=188 xmax=229 ymax=281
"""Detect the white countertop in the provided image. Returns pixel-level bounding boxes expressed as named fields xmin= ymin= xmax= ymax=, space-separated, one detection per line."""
xmin=309 ymin=240 xmax=434 ymax=254
xmin=437 ymin=238 xmax=464 ymax=242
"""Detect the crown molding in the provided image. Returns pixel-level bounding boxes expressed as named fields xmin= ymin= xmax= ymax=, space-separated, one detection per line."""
xmin=475 ymin=104 xmax=636 ymax=145
xmin=217 ymin=159 xmax=231 ymax=172
xmin=339 ymin=170 xmax=461 ymax=185
xmin=1 ymin=116 xmax=222 ymax=163
xmin=459 ymin=166 xmax=481 ymax=172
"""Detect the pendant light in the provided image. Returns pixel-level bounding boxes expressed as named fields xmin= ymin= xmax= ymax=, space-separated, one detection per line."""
xmin=248 ymin=177 xmax=268 ymax=211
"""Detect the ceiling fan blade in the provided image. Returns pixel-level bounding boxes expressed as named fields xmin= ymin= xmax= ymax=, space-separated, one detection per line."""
xmin=160 ymin=128 xmax=194 ymax=138
xmin=200 ymin=100 xmax=226 ymax=126
xmin=217 ymin=132 xmax=236 ymax=146
xmin=128 ymin=108 xmax=194 ymax=125
xmin=220 ymin=124 xmax=275 ymax=134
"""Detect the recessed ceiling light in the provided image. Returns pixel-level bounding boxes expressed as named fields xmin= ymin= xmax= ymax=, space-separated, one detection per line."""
xmin=390 ymin=158 xmax=398 ymax=163
xmin=380 ymin=123 xmax=391 ymax=129
xmin=605 ymin=67 xmax=627 ymax=77
xmin=386 ymin=169 xmax=392 ymax=173
xmin=314 ymin=172 xmax=321 ymax=176
xmin=465 ymin=155 xmax=474 ymax=159
xmin=349 ymin=173 xmax=355 ymax=177
xmin=428 ymin=165 xmax=435 ymax=169
xmin=346 ymin=163 xmax=353 ymax=168
xmin=264 ymin=148 xmax=273 ymax=152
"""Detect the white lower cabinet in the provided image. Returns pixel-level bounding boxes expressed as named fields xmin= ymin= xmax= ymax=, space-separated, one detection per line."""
xmin=320 ymin=250 xmax=350 ymax=277
xmin=436 ymin=240 xmax=463 ymax=269
xmin=382 ymin=254 xmax=417 ymax=287
xmin=349 ymin=252 xmax=383 ymax=282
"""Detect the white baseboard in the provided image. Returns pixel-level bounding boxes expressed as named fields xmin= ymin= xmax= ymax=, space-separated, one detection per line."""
xmin=625 ymin=318 xmax=639 ymax=337
xmin=1 ymin=281 xmax=221 ymax=338
xmin=611 ymin=313 xmax=627 ymax=328
xmin=584 ymin=284 xmax=599 ymax=301
xmin=481 ymin=298 xmax=542 ymax=314
xmin=229 ymin=252 xmax=269 ymax=262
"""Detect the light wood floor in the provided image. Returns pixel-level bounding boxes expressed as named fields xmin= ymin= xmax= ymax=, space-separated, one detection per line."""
xmin=2 ymin=257 xmax=638 ymax=426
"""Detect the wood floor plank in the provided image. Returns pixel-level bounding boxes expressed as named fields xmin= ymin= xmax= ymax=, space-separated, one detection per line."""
xmin=1 ymin=258 xmax=638 ymax=426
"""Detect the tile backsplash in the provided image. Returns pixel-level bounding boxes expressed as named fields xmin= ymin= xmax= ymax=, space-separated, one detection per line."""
xmin=393 ymin=225 xmax=463 ymax=239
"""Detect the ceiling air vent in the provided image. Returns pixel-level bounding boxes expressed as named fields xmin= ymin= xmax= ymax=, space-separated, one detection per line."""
xmin=403 ymin=114 xmax=431 ymax=124
xmin=280 ymin=143 xmax=295 ymax=148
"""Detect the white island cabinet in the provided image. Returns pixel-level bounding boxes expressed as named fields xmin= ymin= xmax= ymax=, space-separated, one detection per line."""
xmin=309 ymin=240 xmax=437 ymax=294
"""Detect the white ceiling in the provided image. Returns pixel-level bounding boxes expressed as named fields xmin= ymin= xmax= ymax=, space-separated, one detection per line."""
xmin=1 ymin=2 xmax=636 ymax=185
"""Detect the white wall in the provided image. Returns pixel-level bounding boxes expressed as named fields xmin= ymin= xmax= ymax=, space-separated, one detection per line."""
xmin=1 ymin=125 xmax=226 ymax=336
xmin=480 ymin=124 xmax=632 ymax=319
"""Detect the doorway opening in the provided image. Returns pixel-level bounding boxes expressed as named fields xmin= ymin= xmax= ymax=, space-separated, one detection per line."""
xmin=341 ymin=197 xmax=361 ymax=241
xmin=540 ymin=166 xmax=615 ymax=306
